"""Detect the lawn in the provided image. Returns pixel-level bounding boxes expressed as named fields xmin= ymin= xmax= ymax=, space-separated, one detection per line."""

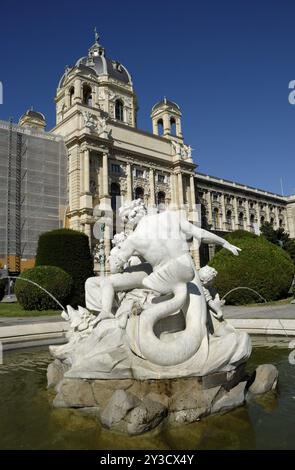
xmin=0 ymin=302 xmax=62 ymax=317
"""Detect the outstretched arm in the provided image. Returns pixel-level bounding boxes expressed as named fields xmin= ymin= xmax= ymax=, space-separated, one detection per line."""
xmin=180 ymin=219 xmax=241 ymax=256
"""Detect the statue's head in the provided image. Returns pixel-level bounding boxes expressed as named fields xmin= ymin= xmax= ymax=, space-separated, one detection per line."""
xmin=119 ymin=198 xmax=147 ymax=228
xmin=199 ymin=265 xmax=218 ymax=286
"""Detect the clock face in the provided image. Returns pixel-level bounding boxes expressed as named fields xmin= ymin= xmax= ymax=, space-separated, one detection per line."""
xmin=90 ymin=179 xmax=97 ymax=195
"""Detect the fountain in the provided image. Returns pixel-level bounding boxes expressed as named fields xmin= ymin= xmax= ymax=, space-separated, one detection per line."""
xmin=47 ymin=200 xmax=279 ymax=435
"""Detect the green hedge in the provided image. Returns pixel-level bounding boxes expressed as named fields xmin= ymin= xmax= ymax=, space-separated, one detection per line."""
xmin=15 ymin=266 xmax=73 ymax=311
xmin=35 ymin=229 xmax=94 ymax=307
xmin=209 ymin=230 xmax=294 ymax=304
xmin=0 ymin=278 xmax=6 ymax=302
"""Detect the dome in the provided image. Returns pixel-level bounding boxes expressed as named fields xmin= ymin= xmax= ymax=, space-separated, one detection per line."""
xmin=151 ymin=98 xmax=180 ymax=114
xmin=20 ymin=109 xmax=45 ymax=122
xmin=19 ymin=108 xmax=46 ymax=130
xmin=58 ymin=33 xmax=132 ymax=90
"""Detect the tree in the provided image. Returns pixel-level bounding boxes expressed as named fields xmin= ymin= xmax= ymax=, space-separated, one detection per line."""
xmin=35 ymin=229 xmax=94 ymax=307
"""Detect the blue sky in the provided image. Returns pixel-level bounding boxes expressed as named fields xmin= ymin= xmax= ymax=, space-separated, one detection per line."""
xmin=0 ymin=0 xmax=294 ymax=195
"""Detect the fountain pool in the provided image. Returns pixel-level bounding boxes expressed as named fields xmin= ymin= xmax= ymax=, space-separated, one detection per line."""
xmin=0 ymin=338 xmax=294 ymax=450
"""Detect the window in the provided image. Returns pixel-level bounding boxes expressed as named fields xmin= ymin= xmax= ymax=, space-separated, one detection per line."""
xmin=226 ymin=196 xmax=231 ymax=204
xmin=115 ymin=99 xmax=124 ymax=121
xmin=270 ymin=217 xmax=274 ymax=225
xmin=250 ymin=214 xmax=255 ymax=232
xmin=279 ymin=218 xmax=283 ymax=227
xmin=158 ymin=174 xmax=165 ymax=183
xmin=134 ymin=187 xmax=144 ymax=200
xmin=260 ymin=216 xmax=265 ymax=225
xmin=157 ymin=119 xmax=163 ymax=136
xmin=135 ymin=169 xmax=144 ymax=178
xmin=250 ymin=202 xmax=254 ymax=209
xmin=170 ymin=117 xmax=176 ymax=136
xmin=238 ymin=212 xmax=244 ymax=228
xmin=69 ymin=86 xmax=74 ymax=106
xmin=111 ymin=164 xmax=121 ymax=174
xmin=226 ymin=210 xmax=232 ymax=230
xmin=83 ymin=84 xmax=92 ymax=106
xmin=212 ymin=208 xmax=219 ymax=229
xmin=239 ymin=199 xmax=243 ymax=206
xmin=157 ymin=191 xmax=166 ymax=211
xmin=111 ymin=182 xmax=121 ymax=212
xmin=213 ymin=194 xmax=218 ymax=201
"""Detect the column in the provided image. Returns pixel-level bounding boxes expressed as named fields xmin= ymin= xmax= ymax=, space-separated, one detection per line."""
xmin=65 ymin=89 xmax=70 ymax=108
xmin=221 ymin=193 xmax=226 ymax=230
xmin=206 ymin=190 xmax=212 ymax=225
xmin=102 ymin=151 xmax=109 ymax=197
xmin=245 ymin=199 xmax=251 ymax=230
xmin=177 ymin=172 xmax=184 ymax=207
xmin=152 ymin=119 xmax=158 ymax=135
xmin=265 ymin=204 xmax=270 ymax=222
xmin=74 ymin=78 xmax=82 ymax=103
xmin=274 ymin=206 xmax=280 ymax=229
xmin=126 ymin=162 xmax=132 ymax=201
xmin=170 ymin=174 xmax=178 ymax=209
xmin=163 ymin=114 xmax=170 ymax=136
xmin=233 ymin=196 xmax=239 ymax=229
xmin=176 ymin=118 xmax=182 ymax=138
xmin=190 ymin=175 xmax=196 ymax=209
xmin=149 ymin=169 xmax=155 ymax=205
xmin=84 ymin=149 xmax=90 ymax=193
xmin=80 ymin=149 xmax=84 ymax=194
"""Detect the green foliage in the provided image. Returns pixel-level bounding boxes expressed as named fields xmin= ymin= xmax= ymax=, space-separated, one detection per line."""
xmin=209 ymin=230 xmax=294 ymax=304
xmin=35 ymin=229 xmax=94 ymax=307
xmin=15 ymin=266 xmax=73 ymax=311
xmin=260 ymin=222 xmax=295 ymax=264
xmin=0 ymin=279 xmax=6 ymax=302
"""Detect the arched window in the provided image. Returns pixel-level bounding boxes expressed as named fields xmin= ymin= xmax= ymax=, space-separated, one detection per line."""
xmin=111 ymin=182 xmax=121 ymax=212
xmin=279 ymin=218 xmax=283 ymax=227
xmin=157 ymin=119 xmax=164 ymax=136
xmin=212 ymin=208 xmax=219 ymax=229
xmin=115 ymin=99 xmax=124 ymax=121
xmin=238 ymin=212 xmax=244 ymax=229
xmin=260 ymin=216 xmax=265 ymax=225
xmin=170 ymin=117 xmax=176 ymax=136
xmin=270 ymin=217 xmax=274 ymax=225
xmin=83 ymin=84 xmax=92 ymax=106
xmin=69 ymin=86 xmax=75 ymax=107
xmin=134 ymin=186 xmax=144 ymax=200
xmin=226 ymin=210 xmax=232 ymax=230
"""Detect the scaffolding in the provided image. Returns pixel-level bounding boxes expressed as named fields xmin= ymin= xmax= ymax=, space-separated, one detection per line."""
xmin=0 ymin=120 xmax=68 ymax=273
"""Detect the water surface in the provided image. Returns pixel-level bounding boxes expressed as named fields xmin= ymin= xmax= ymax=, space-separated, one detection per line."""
xmin=0 ymin=339 xmax=294 ymax=450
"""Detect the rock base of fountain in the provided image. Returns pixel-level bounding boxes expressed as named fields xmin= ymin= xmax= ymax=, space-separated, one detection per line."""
xmin=47 ymin=360 xmax=278 ymax=435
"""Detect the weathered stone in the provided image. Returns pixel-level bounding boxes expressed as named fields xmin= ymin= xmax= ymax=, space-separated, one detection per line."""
xmin=211 ymin=381 xmax=247 ymax=414
xmin=47 ymin=359 xmax=69 ymax=389
xmin=126 ymin=397 xmax=167 ymax=435
xmin=169 ymin=407 xmax=207 ymax=424
xmin=91 ymin=379 xmax=133 ymax=408
xmin=248 ymin=364 xmax=279 ymax=395
xmin=169 ymin=385 xmax=221 ymax=411
xmin=100 ymin=389 xmax=140 ymax=428
xmin=53 ymin=378 xmax=95 ymax=408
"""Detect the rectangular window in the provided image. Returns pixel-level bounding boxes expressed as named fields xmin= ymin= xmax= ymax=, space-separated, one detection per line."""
xmin=136 ymin=169 xmax=144 ymax=178
xmin=111 ymin=164 xmax=121 ymax=174
xmin=158 ymin=174 xmax=165 ymax=183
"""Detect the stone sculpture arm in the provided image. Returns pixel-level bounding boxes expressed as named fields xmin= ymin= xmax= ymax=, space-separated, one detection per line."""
xmin=180 ymin=219 xmax=241 ymax=256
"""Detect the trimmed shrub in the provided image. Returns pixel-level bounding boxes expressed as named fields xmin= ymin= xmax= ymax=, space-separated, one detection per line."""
xmin=209 ymin=231 xmax=294 ymax=304
xmin=35 ymin=229 xmax=94 ymax=307
xmin=15 ymin=265 xmax=73 ymax=311
xmin=0 ymin=278 xmax=6 ymax=302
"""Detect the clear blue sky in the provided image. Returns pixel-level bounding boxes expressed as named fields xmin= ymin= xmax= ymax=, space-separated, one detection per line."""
xmin=0 ymin=0 xmax=294 ymax=195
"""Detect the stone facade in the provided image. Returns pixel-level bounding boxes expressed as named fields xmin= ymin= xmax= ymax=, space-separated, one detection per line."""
xmin=51 ymin=33 xmax=294 ymax=267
